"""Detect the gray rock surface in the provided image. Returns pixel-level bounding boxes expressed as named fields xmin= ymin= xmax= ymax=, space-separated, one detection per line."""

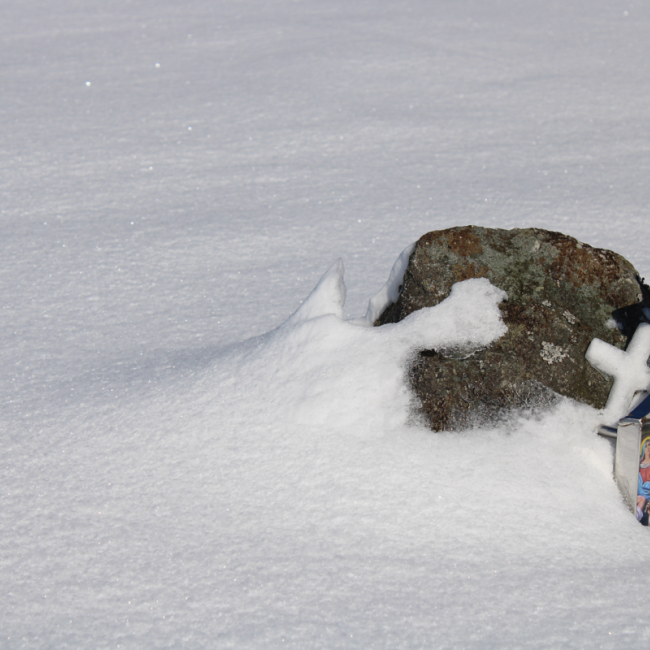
xmin=376 ymin=226 xmax=649 ymax=431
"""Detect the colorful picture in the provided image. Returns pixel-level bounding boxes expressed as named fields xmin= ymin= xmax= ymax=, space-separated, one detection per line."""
xmin=637 ymin=436 xmax=650 ymax=525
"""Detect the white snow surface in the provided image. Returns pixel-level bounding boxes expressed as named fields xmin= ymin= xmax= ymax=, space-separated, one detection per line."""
xmin=362 ymin=242 xmax=415 ymax=325
xmin=3 ymin=0 xmax=650 ymax=647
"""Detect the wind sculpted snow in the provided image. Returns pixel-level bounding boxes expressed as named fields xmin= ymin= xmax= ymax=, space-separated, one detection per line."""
xmin=230 ymin=262 xmax=508 ymax=435
xmin=2 ymin=260 xmax=649 ymax=648
xmin=3 ymin=0 xmax=650 ymax=647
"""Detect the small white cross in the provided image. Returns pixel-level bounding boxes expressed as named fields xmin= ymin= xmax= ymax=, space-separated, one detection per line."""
xmin=586 ymin=322 xmax=650 ymax=422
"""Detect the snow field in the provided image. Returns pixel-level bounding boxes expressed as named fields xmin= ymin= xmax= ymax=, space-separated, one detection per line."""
xmin=3 ymin=0 xmax=650 ymax=647
xmin=2 ymin=262 xmax=648 ymax=647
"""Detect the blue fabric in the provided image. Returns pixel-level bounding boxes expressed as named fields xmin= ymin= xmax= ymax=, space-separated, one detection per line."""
xmin=638 ymin=473 xmax=650 ymax=499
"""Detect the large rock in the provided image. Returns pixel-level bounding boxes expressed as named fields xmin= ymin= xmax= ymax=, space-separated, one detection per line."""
xmin=376 ymin=226 xmax=650 ymax=431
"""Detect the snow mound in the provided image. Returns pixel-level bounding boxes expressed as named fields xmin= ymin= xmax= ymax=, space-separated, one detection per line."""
xmin=2 ymin=256 xmax=644 ymax=649
xmin=256 ymin=262 xmax=508 ymax=434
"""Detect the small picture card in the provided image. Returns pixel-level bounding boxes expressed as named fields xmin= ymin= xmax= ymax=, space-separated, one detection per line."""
xmin=638 ymin=435 xmax=650 ymax=525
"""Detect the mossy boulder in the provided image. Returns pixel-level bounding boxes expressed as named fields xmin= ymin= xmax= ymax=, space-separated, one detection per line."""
xmin=376 ymin=226 xmax=649 ymax=431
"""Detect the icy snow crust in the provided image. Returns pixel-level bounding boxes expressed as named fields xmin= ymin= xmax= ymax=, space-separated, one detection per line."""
xmin=3 ymin=0 xmax=650 ymax=647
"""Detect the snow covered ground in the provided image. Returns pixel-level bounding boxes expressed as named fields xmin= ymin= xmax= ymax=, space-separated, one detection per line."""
xmin=2 ymin=0 xmax=650 ymax=647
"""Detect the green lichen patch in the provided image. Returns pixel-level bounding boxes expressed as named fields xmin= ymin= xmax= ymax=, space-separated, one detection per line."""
xmin=377 ymin=226 xmax=648 ymax=431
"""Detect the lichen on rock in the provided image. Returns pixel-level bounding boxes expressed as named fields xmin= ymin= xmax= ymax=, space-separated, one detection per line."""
xmin=376 ymin=226 xmax=650 ymax=431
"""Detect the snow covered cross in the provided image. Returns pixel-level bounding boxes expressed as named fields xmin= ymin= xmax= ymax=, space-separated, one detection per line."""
xmin=586 ymin=322 xmax=650 ymax=422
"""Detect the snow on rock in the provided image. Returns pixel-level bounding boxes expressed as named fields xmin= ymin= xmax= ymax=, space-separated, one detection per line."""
xmin=374 ymin=226 xmax=644 ymax=430
xmin=255 ymin=262 xmax=507 ymax=434
xmin=586 ymin=322 xmax=650 ymax=423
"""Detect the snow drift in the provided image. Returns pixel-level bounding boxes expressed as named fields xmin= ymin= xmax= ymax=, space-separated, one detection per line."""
xmin=4 ymin=0 xmax=650 ymax=646
xmin=2 ymin=259 xmax=647 ymax=649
